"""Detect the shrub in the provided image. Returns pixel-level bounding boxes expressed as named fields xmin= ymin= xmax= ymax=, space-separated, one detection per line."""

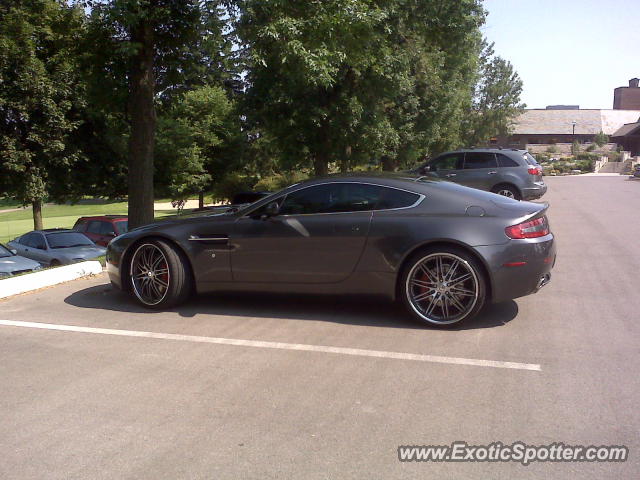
xmin=585 ymin=143 xmax=596 ymax=152
xmin=607 ymin=151 xmax=622 ymax=162
xmin=211 ymin=173 xmax=257 ymax=203
xmin=253 ymin=171 xmax=309 ymax=192
xmin=594 ymin=131 xmax=609 ymax=147
xmin=571 ymin=140 xmax=581 ymax=155
xmin=545 ymin=144 xmax=559 ymax=153
xmin=576 ymin=152 xmax=599 ymax=161
xmin=535 ymin=153 xmax=550 ymax=163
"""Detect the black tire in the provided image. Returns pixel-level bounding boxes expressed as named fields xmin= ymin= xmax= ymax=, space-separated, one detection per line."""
xmin=50 ymin=259 xmax=60 ymax=267
xmin=491 ymin=184 xmax=521 ymax=200
xmin=400 ymin=245 xmax=487 ymax=327
xmin=129 ymin=239 xmax=193 ymax=309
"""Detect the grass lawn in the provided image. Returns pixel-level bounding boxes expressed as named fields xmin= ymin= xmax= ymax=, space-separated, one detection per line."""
xmin=0 ymin=201 xmax=180 ymax=244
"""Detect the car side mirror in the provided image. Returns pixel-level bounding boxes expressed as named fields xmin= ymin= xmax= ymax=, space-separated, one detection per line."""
xmin=263 ymin=201 xmax=280 ymax=218
xmin=10 ymin=249 xmax=17 ymax=255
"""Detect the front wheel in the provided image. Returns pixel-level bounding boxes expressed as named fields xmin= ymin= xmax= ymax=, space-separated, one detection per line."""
xmin=129 ymin=239 xmax=192 ymax=309
xmin=400 ymin=247 xmax=486 ymax=327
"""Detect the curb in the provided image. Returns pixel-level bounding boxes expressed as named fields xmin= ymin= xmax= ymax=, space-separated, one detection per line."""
xmin=0 ymin=261 xmax=104 ymax=299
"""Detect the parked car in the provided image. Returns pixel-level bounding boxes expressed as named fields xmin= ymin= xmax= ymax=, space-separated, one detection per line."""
xmin=413 ymin=148 xmax=547 ymax=200
xmin=107 ymin=173 xmax=555 ymax=327
xmin=8 ymin=229 xmax=106 ymax=266
xmin=73 ymin=215 xmax=128 ymax=246
xmin=633 ymin=165 xmax=640 ymax=178
xmin=0 ymin=243 xmax=42 ymax=278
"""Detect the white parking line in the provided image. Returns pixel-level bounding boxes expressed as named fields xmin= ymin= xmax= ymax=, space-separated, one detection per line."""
xmin=0 ymin=320 xmax=542 ymax=371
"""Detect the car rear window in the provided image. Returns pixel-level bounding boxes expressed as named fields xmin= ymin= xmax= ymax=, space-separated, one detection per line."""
xmin=524 ymin=152 xmax=539 ymax=165
xmin=497 ymin=154 xmax=520 ymax=168
xmin=376 ymin=187 xmax=420 ymax=209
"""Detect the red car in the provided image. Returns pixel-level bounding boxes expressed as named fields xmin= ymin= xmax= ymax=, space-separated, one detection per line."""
xmin=73 ymin=215 xmax=128 ymax=247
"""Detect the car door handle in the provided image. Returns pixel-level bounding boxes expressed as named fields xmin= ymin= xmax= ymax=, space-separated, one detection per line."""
xmin=445 ymin=173 xmax=457 ymax=177
xmin=488 ymin=171 xmax=497 ymax=175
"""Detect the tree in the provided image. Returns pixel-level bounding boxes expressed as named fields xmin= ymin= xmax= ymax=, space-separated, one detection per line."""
xmin=239 ymin=0 xmax=488 ymax=175
xmin=87 ymin=0 xmax=236 ymax=227
xmin=594 ymin=131 xmax=608 ymax=147
xmin=462 ymin=41 xmax=525 ymax=147
xmin=155 ymin=85 xmax=240 ymax=205
xmin=0 ymin=0 xmax=86 ymax=230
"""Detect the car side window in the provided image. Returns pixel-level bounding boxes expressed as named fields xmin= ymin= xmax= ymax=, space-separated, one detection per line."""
xmin=87 ymin=221 xmax=103 ymax=234
xmin=26 ymin=233 xmax=47 ymax=250
xmin=19 ymin=233 xmax=35 ymax=247
xmin=376 ymin=187 xmax=420 ymax=210
xmin=279 ymin=184 xmax=347 ymax=215
xmin=98 ymin=222 xmax=115 ymax=235
xmin=430 ymin=153 xmax=463 ymax=171
xmin=279 ymin=183 xmax=384 ymax=215
xmin=463 ymin=152 xmax=498 ymax=169
xmin=496 ymin=154 xmax=519 ymax=168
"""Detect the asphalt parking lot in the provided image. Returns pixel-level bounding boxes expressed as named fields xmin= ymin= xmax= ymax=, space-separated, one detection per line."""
xmin=1 ymin=176 xmax=639 ymax=479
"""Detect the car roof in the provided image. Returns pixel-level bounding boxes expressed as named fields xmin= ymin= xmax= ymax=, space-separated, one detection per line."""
xmin=77 ymin=215 xmax=128 ymax=221
xmin=436 ymin=148 xmax=527 ymax=154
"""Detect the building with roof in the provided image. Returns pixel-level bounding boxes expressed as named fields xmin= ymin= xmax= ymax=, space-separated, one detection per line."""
xmin=504 ymin=109 xmax=640 ymax=147
xmin=613 ymin=78 xmax=640 ymax=110
xmin=611 ymin=120 xmax=640 ymax=155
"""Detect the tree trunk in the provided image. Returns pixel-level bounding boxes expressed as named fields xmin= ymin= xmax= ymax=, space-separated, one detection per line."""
xmin=314 ymin=153 xmax=328 ymax=177
xmin=198 ymin=191 xmax=204 ymax=209
xmin=340 ymin=145 xmax=352 ymax=173
xmin=381 ymin=155 xmax=396 ymax=172
xmin=32 ymin=199 xmax=43 ymax=231
xmin=127 ymin=21 xmax=156 ymax=229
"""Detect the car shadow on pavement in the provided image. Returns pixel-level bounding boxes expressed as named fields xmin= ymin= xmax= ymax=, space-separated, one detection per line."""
xmin=64 ymin=283 xmax=518 ymax=331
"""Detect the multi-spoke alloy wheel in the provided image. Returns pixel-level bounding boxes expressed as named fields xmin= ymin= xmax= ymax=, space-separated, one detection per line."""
xmin=130 ymin=243 xmax=170 ymax=306
xmin=403 ymin=250 xmax=485 ymax=326
xmin=497 ymin=189 xmax=515 ymax=199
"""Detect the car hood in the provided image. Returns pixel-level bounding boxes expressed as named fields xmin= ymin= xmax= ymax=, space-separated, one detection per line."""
xmin=54 ymin=246 xmax=106 ymax=258
xmin=0 ymin=255 xmax=41 ymax=273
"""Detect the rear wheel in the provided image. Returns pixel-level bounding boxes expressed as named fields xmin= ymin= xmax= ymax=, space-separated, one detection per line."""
xmin=491 ymin=184 xmax=521 ymax=200
xmin=401 ymin=246 xmax=486 ymax=327
xmin=129 ymin=239 xmax=192 ymax=309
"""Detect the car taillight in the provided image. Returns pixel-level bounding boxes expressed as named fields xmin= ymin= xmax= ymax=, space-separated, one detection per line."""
xmin=528 ymin=166 xmax=541 ymax=175
xmin=505 ymin=216 xmax=549 ymax=239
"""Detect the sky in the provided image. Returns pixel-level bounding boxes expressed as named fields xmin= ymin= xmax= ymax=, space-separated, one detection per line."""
xmin=482 ymin=0 xmax=639 ymax=109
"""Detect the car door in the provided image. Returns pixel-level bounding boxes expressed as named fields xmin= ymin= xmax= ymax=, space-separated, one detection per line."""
xmin=85 ymin=221 xmax=105 ymax=245
xmin=427 ymin=153 xmax=464 ymax=181
xmin=456 ymin=152 xmax=499 ymax=190
xmin=230 ymin=183 xmax=379 ymax=284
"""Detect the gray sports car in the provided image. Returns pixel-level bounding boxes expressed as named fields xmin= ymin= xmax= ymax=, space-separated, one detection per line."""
xmin=8 ymin=229 xmax=106 ymax=266
xmin=0 ymin=243 xmax=42 ymax=278
xmin=107 ymin=173 xmax=556 ymax=326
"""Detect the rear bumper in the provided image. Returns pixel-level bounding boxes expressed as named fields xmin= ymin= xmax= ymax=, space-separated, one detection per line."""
xmin=522 ymin=182 xmax=547 ymax=200
xmin=474 ymin=234 xmax=556 ymax=304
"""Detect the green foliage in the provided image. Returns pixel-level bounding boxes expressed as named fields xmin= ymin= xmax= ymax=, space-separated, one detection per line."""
xmin=534 ymin=153 xmax=550 ymax=163
xmin=607 ymin=151 xmax=622 ymax=161
xmin=239 ymin=0 xmax=488 ymax=174
xmin=253 ymin=171 xmax=310 ymax=192
xmin=571 ymin=140 xmax=581 ymax=155
xmin=546 ymin=144 xmax=559 ymax=153
xmin=593 ymin=131 xmax=608 ymax=147
xmin=462 ymin=41 xmax=525 ymax=146
xmin=155 ymin=85 xmax=239 ymax=200
xmin=0 ymin=0 xmax=87 ymax=215
xmin=585 ymin=143 xmax=596 ymax=152
xmin=210 ymin=172 xmax=256 ymax=203
xmin=576 ymin=152 xmax=599 ymax=161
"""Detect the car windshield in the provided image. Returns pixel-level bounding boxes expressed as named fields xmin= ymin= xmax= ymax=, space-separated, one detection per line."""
xmin=0 ymin=244 xmax=13 ymax=258
xmin=115 ymin=220 xmax=128 ymax=234
xmin=46 ymin=232 xmax=94 ymax=249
